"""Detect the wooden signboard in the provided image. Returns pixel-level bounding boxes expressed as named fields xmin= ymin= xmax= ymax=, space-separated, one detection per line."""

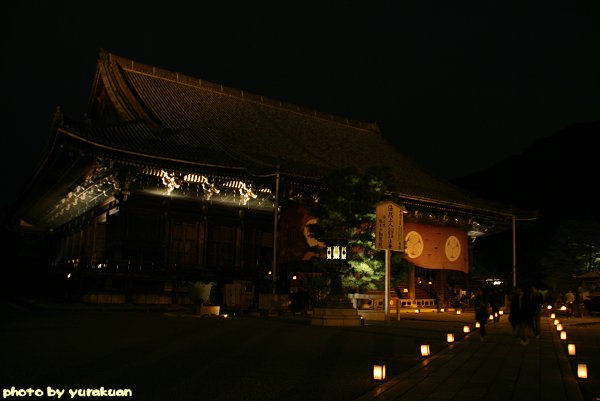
xmin=375 ymin=201 xmax=404 ymax=252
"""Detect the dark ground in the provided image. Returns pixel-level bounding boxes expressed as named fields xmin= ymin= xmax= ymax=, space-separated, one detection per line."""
xmin=1 ymin=301 xmax=598 ymax=401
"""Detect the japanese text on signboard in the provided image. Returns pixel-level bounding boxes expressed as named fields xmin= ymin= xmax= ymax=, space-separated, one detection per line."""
xmin=375 ymin=202 xmax=404 ymax=251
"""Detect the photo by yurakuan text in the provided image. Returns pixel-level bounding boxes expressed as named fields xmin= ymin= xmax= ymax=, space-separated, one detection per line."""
xmin=2 ymin=387 xmax=133 ymax=399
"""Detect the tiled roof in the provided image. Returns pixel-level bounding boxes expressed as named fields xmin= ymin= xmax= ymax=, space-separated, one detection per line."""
xmin=60 ymin=50 xmax=512 ymax=218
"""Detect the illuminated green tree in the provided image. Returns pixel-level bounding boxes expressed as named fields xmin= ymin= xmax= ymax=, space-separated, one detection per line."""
xmin=307 ymin=167 xmax=409 ymax=292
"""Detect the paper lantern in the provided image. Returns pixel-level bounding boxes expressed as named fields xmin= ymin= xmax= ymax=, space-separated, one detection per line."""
xmin=568 ymin=344 xmax=576 ymax=356
xmin=447 ymin=333 xmax=454 ymax=343
xmin=373 ymin=364 xmax=386 ymax=382
xmin=550 ymin=313 xmax=556 ymax=319
xmin=420 ymin=344 xmax=430 ymax=357
xmin=463 ymin=325 xmax=470 ymax=333
xmin=556 ymin=324 xmax=563 ymax=331
xmin=455 ymin=310 xmax=461 ymax=315
xmin=560 ymin=331 xmax=567 ymax=341
xmin=498 ymin=310 xmax=504 ymax=315
xmin=554 ymin=319 xmax=559 ymax=326
xmin=475 ymin=322 xmax=481 ymax=328
xmin=577 ymin=363 xmax=588 ymax=379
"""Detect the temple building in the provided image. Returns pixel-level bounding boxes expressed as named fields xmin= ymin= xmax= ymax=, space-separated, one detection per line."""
xmin=10 ymin=50 xmax=514 ymax=310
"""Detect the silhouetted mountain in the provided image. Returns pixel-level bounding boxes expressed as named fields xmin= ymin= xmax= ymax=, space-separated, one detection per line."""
xmin=453 ymin=120 xmax=599 ymax=221
xmin=453 ymin=120 xmax=600 ymax=288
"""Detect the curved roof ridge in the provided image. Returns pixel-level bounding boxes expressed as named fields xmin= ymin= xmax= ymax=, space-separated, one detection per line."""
xmin=100 ymin=49 xmax=380 ymax=135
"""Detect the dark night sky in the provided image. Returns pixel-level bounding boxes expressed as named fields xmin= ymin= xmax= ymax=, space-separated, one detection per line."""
xmin=2 ymin=1 xmax=599 ymax=208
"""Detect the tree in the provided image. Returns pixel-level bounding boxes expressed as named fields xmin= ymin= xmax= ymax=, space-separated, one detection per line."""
xmin=307 ymin=166 xmax=409 ymax=293
xmin=541 ymin=219 xmax=600 ymax=291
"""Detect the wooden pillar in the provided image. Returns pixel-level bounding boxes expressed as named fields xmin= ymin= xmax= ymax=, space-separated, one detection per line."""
xmin=409 ymin=264 xmax=415 ymax=306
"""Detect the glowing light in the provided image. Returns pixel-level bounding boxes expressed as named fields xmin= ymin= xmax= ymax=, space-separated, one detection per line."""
xmin=556 ymin=324 xmax=563 ymax=331
xmin=420 ymin=344 xmax=430 ymax=357
xmin=560 ymin=306 xmax=567 ymax=311
xmin=550 ymin=313 xmax=556 ymax=319
xmin=499 ymin=310 xmax=503 ymax=315
xmin=560 ymin=331 xmax=567 ymax=341
xmin=547 ymin=305 xmax=553 ymax=310
xmin=568 ymin=344 xmax=576 ymax=356
xmin=373 ymin=364 xmax=386 ymax=382
xmin=161 ymin=170 xmax=181 ymax=194
xmin=447 ymin=333 xmax=455 ymax=343
xmin=415 ymin=309 xmax=420 ymax=314
xmin=463 ymin=325 xmax=470 ymax=333
xmin=554 ymin=319 xmax=559 ymax=326
xmin=456 ymin=310 xmax=461 ymax=315
xmin=239 ymin=182 xmax=258 ymax=205
xmin=577 ymin=363 xmax=588 ymax=379
xmin=489 ymin=314 xmax=494 ymax=321
xmin=475 ymin=322 xmax=481 ymax=328
xmin=440 ymin=308 xmax=445 ymax=312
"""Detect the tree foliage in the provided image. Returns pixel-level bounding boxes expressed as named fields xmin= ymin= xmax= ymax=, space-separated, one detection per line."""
xmin=541 ymin=219 xmax=600 ymax=290
xmin=307 ymin=166 xmax=409 ymax=292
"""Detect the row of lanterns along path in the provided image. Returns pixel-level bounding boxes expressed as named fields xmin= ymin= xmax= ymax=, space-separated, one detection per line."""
xmin=548 ymin=307 xmax=588 ymax=380
xmin=372 ymin=308 xmax=590 ymax=383
xmin=373 ymin=309 xmax=498 ymax=382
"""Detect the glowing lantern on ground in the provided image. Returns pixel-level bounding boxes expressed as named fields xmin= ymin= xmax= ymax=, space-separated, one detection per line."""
xmin=447 ymin=333 xmax=454 ymax=343
xmin=373 ymin=364 xmax=386 ymax=382
xmin=420 ymin=344 xmax=430 ymax=357
xmin=577 ymin=363 xmax=588 ymax=379
xmin=568 ymin=344 xmax=576 ymax=356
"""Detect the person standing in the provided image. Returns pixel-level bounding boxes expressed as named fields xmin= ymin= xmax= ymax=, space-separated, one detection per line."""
xmin=474 ymin=288 xmax=490 ymax=340
xmin=510 ymin=286 xmax=534 ymax=345
xmin=565 ymin=289 xmax=575 ymax=317
xmin=530 ymin=286 xmax=544 ymax=338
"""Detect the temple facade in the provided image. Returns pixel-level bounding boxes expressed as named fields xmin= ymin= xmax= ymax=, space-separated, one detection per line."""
xmin=10 ymin=50 xmax=514 ymax=310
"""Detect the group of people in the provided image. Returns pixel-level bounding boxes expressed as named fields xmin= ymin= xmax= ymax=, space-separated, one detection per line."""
xmin=471 ymin=285 xmax=544 ymax=345
xmin=508 ymin=286 xmax=544 ymax=345
xmin=471 ymin=287 xmax=504 ymax=340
